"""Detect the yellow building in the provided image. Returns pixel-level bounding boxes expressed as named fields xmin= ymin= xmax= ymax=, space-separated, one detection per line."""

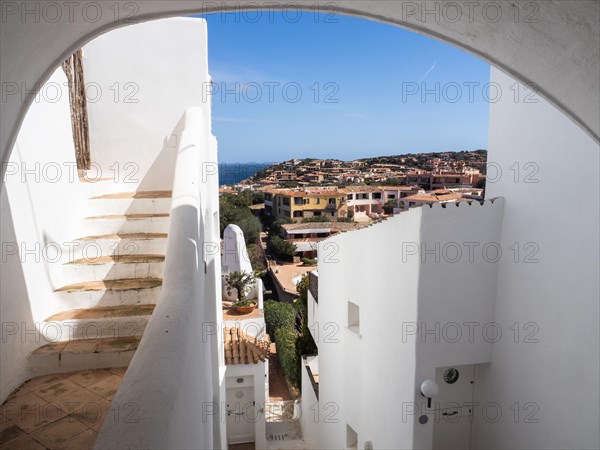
xmin=264 ymin=189 xmax=347 ymax=221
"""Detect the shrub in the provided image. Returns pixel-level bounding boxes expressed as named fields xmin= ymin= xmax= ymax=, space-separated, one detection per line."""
xmin=301 ymin=257 xmax=317 ymax=266
xmin=383 ymin=200 xmax=397 ymax=214
xmin=264 ymin=300 xmax=296 ymax=337
xmin=301 ymin=215 xmax=329 ymax=223
xmin=269 ymin=235 xmax=297 ymax=259
xmin=275 ymin=326 xmax=301 ymax=388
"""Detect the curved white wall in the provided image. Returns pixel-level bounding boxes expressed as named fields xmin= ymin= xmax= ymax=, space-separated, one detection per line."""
xmin=0 ymin=67 xmax=89 ymax=400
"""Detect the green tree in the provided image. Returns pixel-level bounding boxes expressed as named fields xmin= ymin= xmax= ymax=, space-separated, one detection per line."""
xmin=264 ymin=300 xmax=296 ymax=337
xmin=219 ymin=192 xmax=263 ymax=244
xmin=269 ymin=235 xmax=297 ymax=259
xmin=275 ymin=327 xmax=301 ymax=388
xmin=383 ymin=200 xmax=397 ymax=214
xmin=224 ymin=271 xmax=254 ymax=302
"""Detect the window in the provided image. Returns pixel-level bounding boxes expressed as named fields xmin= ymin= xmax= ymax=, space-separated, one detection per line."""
xmin=294 ymin=197 xmax=303 ymax=205
xmin=360 ymin=193 xmax=368 ymax=199
xmin=347 ymin=301 xmax=360 ymax=335
xmin=347 ymin=194 xmax=353 ymax=200
xmin=373 ymin=192 xmax=382 ymax=199
xmin=316 ymin=198 xmax=321 ymax=204
xmin=293 ymin=211 xmax=303 ymax=218
xmin=282 ymin=197 xmax=290 ymax=206
xmin=314 ymin=211 xmax=321 ymax=216
xmin=388 ymin=194 xmax=396 ymax=199
xmin=328 ymin=198 xmax=336 ymax=205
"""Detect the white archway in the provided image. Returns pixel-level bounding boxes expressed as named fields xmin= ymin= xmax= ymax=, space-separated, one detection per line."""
xmin=1 ymin=0 xmax=599 ymax=176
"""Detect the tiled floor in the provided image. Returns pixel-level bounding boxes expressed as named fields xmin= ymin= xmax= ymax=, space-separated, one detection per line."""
xmin=222 ymin=301 xmax=264 ymax=321
xmin=0 ymin=368 xmax=125 ymax=449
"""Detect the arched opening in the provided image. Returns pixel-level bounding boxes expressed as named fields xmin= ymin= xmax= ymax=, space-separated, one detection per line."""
xmin=1 ymin=4 xmax=598 ymax=450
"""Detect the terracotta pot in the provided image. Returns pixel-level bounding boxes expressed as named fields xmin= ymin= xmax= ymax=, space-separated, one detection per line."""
xmin=234 ymin=303 xmax=256 ymax=314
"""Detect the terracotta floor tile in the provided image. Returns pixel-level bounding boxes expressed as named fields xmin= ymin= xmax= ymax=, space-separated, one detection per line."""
xmin=22 ymin=374 xmax=64 ymax=392
xmin=0 ymin=433 xmax=46 ymax=450
xmin=64 ymin=369 xmax=112 ymax=388
xmin=108 ymin=367 xmax=127 ymax=377
xmin=68 ymin=397 xmax=110 ymax=429
xmin=33 ymin=379 xmax=81 ymax=403
xmin=0 ymin=419 xmax=25 ymax=444
xmin=52 ymin=429 xmax=97 ymax=450
xmin=2 ymin=392 xmax=65 ymax=434
xmin=30 ymin=416 xmax=87 ymax=449
xmin=53 ymin=387 xmax=105 ymax=416
xmin=87 ymin=375 xmax=122 ymax=399
xmin=1 ymin=391 xmax=48 ymax=421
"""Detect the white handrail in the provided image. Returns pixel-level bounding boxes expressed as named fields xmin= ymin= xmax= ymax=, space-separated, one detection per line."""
xmin=95 ymin=108 xmax=220 ymax=449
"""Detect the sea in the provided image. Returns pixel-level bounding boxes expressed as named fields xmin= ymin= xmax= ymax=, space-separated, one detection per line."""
xmin=218 ymin=162 xmax=272 ymax=186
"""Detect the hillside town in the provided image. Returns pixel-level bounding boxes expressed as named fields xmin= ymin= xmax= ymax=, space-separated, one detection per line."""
xmin=242 ymin=150 xmax=487 ymax=188
xmin=219 ymin=150 xmax=487 ymax=303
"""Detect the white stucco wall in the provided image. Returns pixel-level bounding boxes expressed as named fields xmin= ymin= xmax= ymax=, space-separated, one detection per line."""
xmin=472 ymin=68 xmax=600 ymax=449
xmin=312 ymin=199 xmax=504 ymax=449
xmin=0 ymin=67 xmax=89 ymax=400
xmin=413 ymin=199 xmax=504 ymax=448
xmin=83 ymin=17 xmax=210 ymax=191
xmin=316 ymin=209 xmax=423 ymax=449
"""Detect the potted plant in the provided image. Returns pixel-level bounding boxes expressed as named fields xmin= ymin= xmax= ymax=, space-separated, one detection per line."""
xmin=225 ymin=271 xmax=257 ymax=314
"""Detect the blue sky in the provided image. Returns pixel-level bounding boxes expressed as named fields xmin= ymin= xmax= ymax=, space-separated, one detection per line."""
xmin=199 ymin=12 xmax=490 ymax=163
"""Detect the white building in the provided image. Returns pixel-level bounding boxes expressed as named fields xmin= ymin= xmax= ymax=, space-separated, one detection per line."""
xmin=301 ymin=67 xmax=599 ymax=449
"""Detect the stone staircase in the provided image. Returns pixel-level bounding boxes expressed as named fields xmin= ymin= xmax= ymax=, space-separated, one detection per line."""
xmin=30 ymin=189 xmax=172 ymax=374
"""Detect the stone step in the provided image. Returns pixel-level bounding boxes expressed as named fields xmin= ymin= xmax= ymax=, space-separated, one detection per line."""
xmin=40 ymin=305 xmax=156 ymax=340
xmin=68 ymin=233 xmax=168 ymax=261
xmin=29 ymin=336 xmax=142 ymax=376
xmin=82 ymin=214 xmax=170 ymax=235
xmin=62 ymin=254 xmax=165 ymax=281
xmin=89 ymin=191 xmax=172 ymax=215
xmin=92 ymin=191 xmax=172 ymax=199
xmin=54 ymin=278 xmax=163 ymax=309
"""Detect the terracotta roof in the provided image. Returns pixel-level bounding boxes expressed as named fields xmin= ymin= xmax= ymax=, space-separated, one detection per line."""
xmin=224 ymin=326 xmax=270 ymax=365
xmin=265 ymin=188 xmax=344 ymax=197
xmin=403 ymin=192 xmax=462 ymax=203
xmin=281 ymin=222 xmax=367 ymax=232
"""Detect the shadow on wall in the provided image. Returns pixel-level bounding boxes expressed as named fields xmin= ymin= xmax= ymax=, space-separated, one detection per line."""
xmin=136 ymin=133 xmax=179 ymax=192
xmin=0 ymin=188 xmax=37 ymax=402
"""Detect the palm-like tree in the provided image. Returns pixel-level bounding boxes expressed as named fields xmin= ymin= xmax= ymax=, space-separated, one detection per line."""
xmin=225 ymin=271 xmax=254 ymax=303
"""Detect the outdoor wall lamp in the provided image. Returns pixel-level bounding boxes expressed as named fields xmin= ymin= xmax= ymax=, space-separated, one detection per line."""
xmin=420 ymin=380 xmax=439 ymax=408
